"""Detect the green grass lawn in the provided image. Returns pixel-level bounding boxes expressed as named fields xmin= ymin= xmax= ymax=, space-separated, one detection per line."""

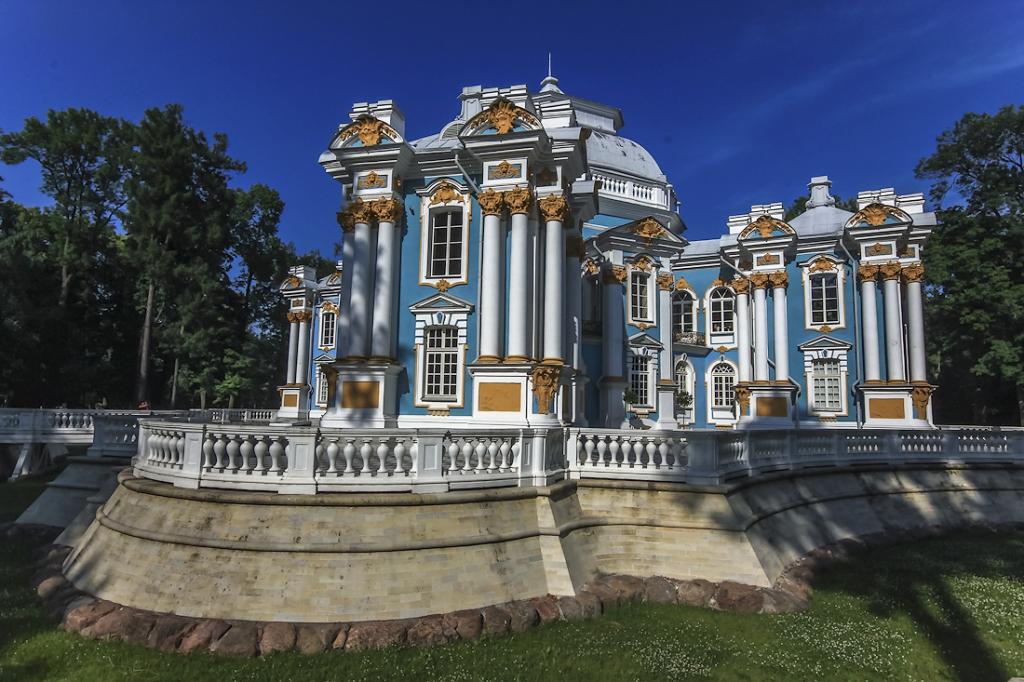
xmin=2 ymin=478 xmax=1023 ymax=681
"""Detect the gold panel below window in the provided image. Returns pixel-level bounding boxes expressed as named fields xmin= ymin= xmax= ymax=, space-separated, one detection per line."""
xmin=478 ymin=383 xmax=521 ymax=412
xmin=869 ymin=398 xmax=905 ymax=419
xmin=756 ymin=397 xmax=789 ymax=418
xmin=341 ymin=381 xmax=380 ymax=409
xmin=281 ymin=394 xmax=298 ymax=408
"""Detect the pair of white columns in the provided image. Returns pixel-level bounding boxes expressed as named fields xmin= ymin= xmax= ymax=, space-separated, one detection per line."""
xmin=859 ymin=262 xmax=927 ymax=383
xmin=739 ymin=272 xmax=789 ymax=383
xmin=285 ymin=311 xmax=311 ymax=385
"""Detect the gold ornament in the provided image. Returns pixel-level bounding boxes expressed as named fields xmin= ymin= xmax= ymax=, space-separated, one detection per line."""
xmin=340 ymin=115 xmax=387 ymax=147
xmin=631 ymin=217 xmax=666 ymax=240
xmin=287 ymin=311 xmax=311 ymax=323
xmin=879 ymin=261 xmax=903 ymax=281
xmin=531 ymin=365 xmax=561 ymax=415
xmin=911 ymin=384 xmax=932 ymax=419
xmin=674 ymin=276 xmax=692 ymax=292
xmin=538 ymin=194 xmax=569 ymax=222
xmin=735 ymin=385 xmax=751 ymax=414
xmin=430 ymin=182 xmax=463 ymax=205
xmin=809 ymin=258 xmax=836 ymax=272
xmin=283 ymin=275 xmax=301 ymax=289
xmin=750 ymin=273 xmax=771 ymax=289
xmin=326 ymin=271 xmax=341 ymax=284
xmin=857 ymin=203 xmax=896 ymax=226
xmin=432 ymin=279 xmax=453 ymax=293
xmin=731 ymin=277 xmax=751 ymax=295
xmin=657 ymin=272 xmax=674 ymax=291
xmin=491 ymin=160 xmax=520 ymax=179
xmin=477 ymin=189 xmax=505 ymax=216
xmin=486 ymin=99 xmax=519 ymax=134
xmin=739 ymin=214 xmax=794 ymax=240
xmin=902 ymin=263 xmax=925 ymax=283
xmin=357 ymin=170 xmax=387 ymax=189
xmin=819 ymin=325 xmax=833 ymax=333
xmin=503 ymin=187 xmax=532 ymax=214
xmin=711 ymin=278 xmax=728 ymax=288
xmin=865 ymin=242 xmax=893 ymax=257
xmin=858 ymin=264 xmax=880 ymax=281
xmin=632 ymin=256 xmax=654 ymax=272
xmin=603 ymin=265 xmax=627 ymax=284
xmin=768 ymin=271 xmax=788 ymax=288
xmin=371 ymin=197 xmax=403 ymax=223
xmin=337 ymin=210 xmax=354 ymax=232
xmin=345 ymin=199 xmax=375 ymax=226
xmin=321 ymin=301 xmax=339 ymax=314
xmin=582 ymin=258 xmax=600 ymax=276
xmin=756 ymin=253 xmax=781 ymax=266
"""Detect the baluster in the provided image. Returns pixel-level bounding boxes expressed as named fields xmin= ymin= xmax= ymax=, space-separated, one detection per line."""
xmin=394 ymin=438 xmax=408 ymax=475
xmin=240 ymin=436 xmax=255 ymax=472
xmin=342 ymin=439 xmax=356 ymax=475
xmin=201 ymin=434 xmax=215 ymax=469
xmin=645 ymin=440 xmax=657 ymax=468
xmin=267 ymin=437 xmax=283 ymax=472
xmin=359 ymin=439 xmax=373 ymax=475
xmin=597 ymin=437 xmax=609 ymax=466
xmin=475 ymin=440 xmax=488 ymax=473
xmin=657 ymin=439 xmax=669 ymax=468
xmin=253 ymin=436 xmax=269 ymax=473
xmin=461 ymin=440 xmax=474 ymax=473
xmin=584 ymin=436 xmax=595 ymax=466
xmin=326 ymin=438 xmax=340 ymax=474
xmin=226 ymin=435 xmax=241 ymax=472
xmin=377 ymin=441 xmax=390 ymax=475
xmin=174 ymin=432 xmax=185 ymax=467
xmin=212 ymin=434 xmax=228 ymax=469
xmin=498 ymin=440 xmax=511 ymax=471
xmin=609 ymin=438 xmax=621 ymax=467
xmin=444 ymin=440 xmax=458 ymax=473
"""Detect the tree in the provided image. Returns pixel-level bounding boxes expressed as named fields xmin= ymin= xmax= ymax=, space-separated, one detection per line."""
xmin=783 ymin=193 xmax=859 ymax=222
xmin=916 ymin=105 xmax=1024 ymax=425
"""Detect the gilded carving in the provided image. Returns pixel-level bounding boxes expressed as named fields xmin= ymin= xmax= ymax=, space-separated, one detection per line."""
xmin=491 ymin=160 xmax=520 ymax=179
xmin=337 ymin=210 xmax=354 ymax=232
xmin=865 ymin=242 xmax=893 ymax=257
xmin=820 ymin=325 xmax=833 ymax=333
xmin=711 ymin=278 xmax=728 ymax=288
xmin=768 ymin=271 xmax=788 ymax=288
xmin=902 ymin=263 xmax=925 ymax=283
xmin=430 ymin=182 xmax=463 ymax=205
xmin=503 ymin=187 xmax=532 ymax=214
xmin=357 ymin=170 xmax=387 ymax=189
xmin=283 ymin=275 xmax=301 ymax=289
xmin=750 ymin=273 xmax=771 ymax=289
xmin=809 ymin=258 xmax=836 ymax=272
xmin=582 ymin=258 xmax=601 ymax=276
xmin=632 ymin=256 xmax=654 ymax=272
xmin=674 ymin=276 xmax=692 ymax=292
xmin=531 ymin=365 xmax=562 ymax=415
xmin=731 ymin=277 xmax=751 ymax=295
xmin=911 ymin=384 xmax=932 ymax=419
xmin=486 ymin=99 xmax=519 ymax=135
xmin=477 ymin=189 xmax=505 ymax=216
xmin=538 ymin=194 xmax=569 ymax=222
xmin=565 ymin=234 xmax=586 ymax=259
xmin=857 ymin=203 xmax=896 ymax=227
xmin=735 ymin=385 xmax=751 ymax=414
xmin=756 ymin=253 xmax=781 ymax=266
xmin=858 ymin=264 xmax=880 ymax=281
xmin=287 ymin=311 xmax=311 ymax=323
xmin=631 ymin=217 xmax=665 ymax=240
xmin=340 ymin=115 xmax=387 ymax=147
xmin=657 ymin=272 xmax=674 ymax=291
xmin=879 ymin=261 xmax=903 ymax=281
xmin=371 ymin=197 xmax=403 ymax=223
xmin=739 ymin=214 xmax=795 ymax=240
xmin=604 ymin=265 xmax=627 ymax=284
xmin=345 ymin=199 xmax=375 ymax=226
xmin=321 ymin=301 xmax=339 ymax=314
xmin=431 ymin=279 xmax=453 ymax=293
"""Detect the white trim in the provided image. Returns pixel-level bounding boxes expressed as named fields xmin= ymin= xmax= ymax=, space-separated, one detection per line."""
xmin=417 ymin=178 xmax=471 ymax=290
xmin=798 ymin=336 xmax=852 ymax=418
xmin=704 ymin=285 xmax=736 ymax=349
xmin=799 ymin=255 xmax=847 ymax=332
xmin=318 ymin=309 xmax=337 ymax=350
xmin=705 ymin=358 xmax=738 ymax=426
xmin=409 ymin=293 xmax=473 ymax=412
xmin=626 ymin=258 xmax=657 ymax=327
xmin=627 ymin=335 xmax=661 ymax=412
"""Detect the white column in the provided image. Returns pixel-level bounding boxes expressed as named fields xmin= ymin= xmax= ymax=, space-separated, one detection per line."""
xmin=735 ymin=282 xmax=752 ymax=382
xmin=347 ymin=203 xmax=375 ymax=359
xmin=771 ymin=272 xmax=789 ymax=382
xmin=540 ymin=196 xmax=567 ymax=364
xmin=905 ymin=265 xmax=927 ymax=383
xmin=370 ymin=199 xmax=401 ymax=360
xmin=752 ymin=277 xmax=770 ymax=381
xmin=860 ymin=266 xmax=881 ymax=383
xmin=336 ymin=220 xmax=356 ymax=359
xmin=656 ymin=273 xmax=677 ymax=429
xmin=506 ymin=192 xmax=532 ymax=361
xmin=295 ymin=313 xmax=311 ymax=386
xmin=286 ymin=317 xmax=298 ymax=383
xmin=882 ymin=263 xmax=906 ymax=382
xmin=477 ymin=191 xmax=505 ymax=362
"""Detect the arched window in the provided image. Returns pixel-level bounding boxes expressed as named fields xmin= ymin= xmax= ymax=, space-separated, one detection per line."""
xmin=709 ymin=288 xmax=735 ymax=333
xmin=319 ymin=310 xmax=336 ymax=348
xmin=672 ymin=290 xmax=695 ymax=338
xmin=808 ymin=272 xmax=840 ymax=325
xmin=674 ymin=361 xmax=690 ymax=395
xmin=710 ymin=362 xmax=736 ymax=409
xmin=422 ymin=326 xmax=459 ymax=402
xmin=428 ymin=209 xmax=464 ymax=278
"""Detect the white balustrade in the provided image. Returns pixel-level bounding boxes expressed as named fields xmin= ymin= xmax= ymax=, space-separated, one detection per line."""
xmin=593 ymin=172 xmax=669 ymax=211
xmin=571 ymin=429 xmax=687 ymax=482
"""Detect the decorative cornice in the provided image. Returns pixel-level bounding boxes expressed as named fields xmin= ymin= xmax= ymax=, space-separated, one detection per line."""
xmin=538 ymin=194 xmax=569 ymax=222
xmin=902 ymin=263 xmax=925 ymax=283
xmin=768 ymin=271 xmax=788 ymax=288
xmin=531 ymin=365 xmax=561 ymax=415
xmin=858 ymin=264 xmax=880 ymax=281
xmin=477 ymin=189 xmax=505 ymax=216
xmin=504 ymin=187 xmax=532 ymax=215
xmin=750 ymin=273 xmax=771 ymax=289
xmin=879 ymin=261 xmax=903 ymax=281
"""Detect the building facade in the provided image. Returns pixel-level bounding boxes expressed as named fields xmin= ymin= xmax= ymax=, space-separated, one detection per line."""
xmin=277 ymin=76 xmax=936 ymax=431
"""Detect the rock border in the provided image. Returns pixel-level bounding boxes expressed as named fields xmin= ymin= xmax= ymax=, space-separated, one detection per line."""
xmin=20 ymin=520 xmax=1024 ymax=657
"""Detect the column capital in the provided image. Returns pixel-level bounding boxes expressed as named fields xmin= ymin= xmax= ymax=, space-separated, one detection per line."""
xmin=731 ymin=277 xmax=751 ymax=295
xmin=902 ymin=262 xmax=925 ymax=283
xmin=603 ymin=265 xmax=627 ymax=285
xmin=538 ymin=194 xmax=569 ymax=222
xmin=768 ymin=270 xmax=788 ymax=289
xmin=336 ymin=211 xmax=355 ymax=232
xmin=287 ymin=311 xmax=311 ymax=324
xmin=341 ymin=199 xmax=375 ymax=227
xmin=750 ymin=273 xmax=771 ymax=290
xmin=656 ymin=272 xmax=674 ymax=291
xmin=858 ymin=264 xmax=880 ymax=282
xmin=879 ymin=261 xmax=903 ymax=281
xmin=477 ymin=189 xmax=505 ymax=216
xmin=371 ymin=197 xmax=404 ymax=223
xmin=503 ymin=187 xmax=532 ymax=215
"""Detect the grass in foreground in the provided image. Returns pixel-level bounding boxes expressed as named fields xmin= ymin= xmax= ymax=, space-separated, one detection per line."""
xmin=1 ymin=478 xmax=1023 ymax=681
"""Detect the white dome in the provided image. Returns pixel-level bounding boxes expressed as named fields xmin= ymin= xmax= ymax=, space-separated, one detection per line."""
xmin=587 ymin=131 xmax=666 ymax=182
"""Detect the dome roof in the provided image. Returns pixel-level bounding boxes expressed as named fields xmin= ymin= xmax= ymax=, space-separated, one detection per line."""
xmin=586 ymin=131 xmax=666 ymax=183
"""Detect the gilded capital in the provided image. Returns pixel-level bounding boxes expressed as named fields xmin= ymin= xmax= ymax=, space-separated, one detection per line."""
xmin=503 ymin=187 xmax=532 ymax=215
xmin=337 ymin=210 xmax=355 ymax=232
xmin=911 ymin=384 xmax=932 ymax=419
xmin=346 ymin=199 xmax=375 ymax=226
xmin=750 ymin=273 xmax=771 ymax=289
xmin=902 ymin=263 xmax=925 ymax=283
xmin=371 ymin=197 xmax=403 ymax=223
xmin=603 ymin=265 xmax=627 ymax=285
xmin=287 ymin=311 xmax=311 ymax=324
xmin=657 ymin=272 xmax=674 ymax=291
xmin=731 ymin=277 xmax=751 ymax=295
xmin=477 ymin=189 xmax=505 ymax=216
xmin=768 ymin=271 xmax=789 ymax=288
xmin=531 ymin=365 xmax=562 ymax=415
xmin=538 ymin=194 xmax=569 ymax=222
xmin=879 ymin=261 xmax=903 ymax=281
xmin=735 ymin=385 xmax=751 ymax=414
xmin=858 ymin=264 xmax=880 ymax=281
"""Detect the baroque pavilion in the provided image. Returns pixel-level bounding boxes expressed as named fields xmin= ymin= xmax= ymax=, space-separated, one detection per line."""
xmin=276 ymin=74 xmax=936 ymax=432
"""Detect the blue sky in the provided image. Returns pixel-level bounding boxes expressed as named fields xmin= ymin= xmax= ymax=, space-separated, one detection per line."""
xmin=1 ymin=1 xmax=1021 ymax=252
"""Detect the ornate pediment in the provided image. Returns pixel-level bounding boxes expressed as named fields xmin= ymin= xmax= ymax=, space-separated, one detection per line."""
xmin=408 ymin=292 xmax=474 ymax=314
xmin=844 ymin=202 xmax=912 ymax=229
xmin=738 ymin=214 xmax=796 ymax=240
xmin=332 ymin=115 xmax=403 ymax=149
xmin=797 ymin=335 xmax=852 ymax=352
xmin=460 ymin=98 xmax=541 ymax=137
xmin=627 ymin=332 xmax=664 ymax=350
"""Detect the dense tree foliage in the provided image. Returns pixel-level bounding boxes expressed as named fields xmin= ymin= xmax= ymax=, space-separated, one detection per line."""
xmin=0 ymin=106 xmax=334 ymax=409
xmin=917 ymin=105 xmax=1024 ymax=425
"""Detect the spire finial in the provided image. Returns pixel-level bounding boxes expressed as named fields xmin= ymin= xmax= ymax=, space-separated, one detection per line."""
xmin=540 ymin=52 xmax=562 ymax=94
xmin=548 ymin=52 xmax=552 ymax=78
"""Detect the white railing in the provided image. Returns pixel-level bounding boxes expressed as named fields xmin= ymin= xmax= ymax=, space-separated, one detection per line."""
xmin=593 ymin=171 xmax=671 ymax=211
xmin=187 ymin=408 xmax=276 ymax=424
xmin=132 ymin=418 xmax=1024 ymax=494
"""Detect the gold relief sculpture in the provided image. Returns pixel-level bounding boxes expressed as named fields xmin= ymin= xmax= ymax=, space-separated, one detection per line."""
xmin=631 ymin=217 xmax=666 ymax=240
xmin=538 ymin=194 xmax=569 ymax=222
xmin=632 ymin=256 xmax=654 ymax=272
xmin=865 ymin=242 xmax=893 ymax=257
xmin=371 ymin=197 xmax=403 ymax=223
xmin=756 ymin=253 xmax=781 ymax=266
xmin=286 ymin=311 xmax=311 ymax=323
xmin=636 ymin=322 xmax=652 ymax=330
xmin=739 ymin=214 xmax=795 ymax=240
xmin=609 ymin=265 xmax=628 ymax=283
xmin=582 ymin=258 xmax=601 ymax=276
xmin=346 ymin=199 xmax=375 ymax=225
xmin=735 ymin=385 xmax=751 ymax=414
xmin=431 ymin=279 xmax=453 ymax=293
xmin=490 ymin=160 xmax=521 ymax=180
xmin=477 ymin=189 xmax=505 ymax=216
xmin=674 ymin=276 xmax=692 ymax=291
xmin=819 ymin=325 xmax=833 ymax=333
xmin=321 ymin=301 xmax=339 ymax=314
xmin=486 ymin=99 xmax=520 ymax=134
xmin=809 ymin=258 xmax=836 ymax=272
xmin=565 ymin=234 xmax=585 ymax=259
xmin=858 ymin=264 xmax=880 ymax=281
xmin=911 ymin=384 xmax=932 ymax=419
xmin=657 ymin=272 xmax=674 ymax=291
xmin=503 ymin=187 xmax=532 ymax=214
xmin=715 ymin=345 xmax=729 ymax=353
xmin=430 ymin=182 xmax=463 ymax=205
xmin=357 ymin=170 xmax=387 ymax=189
xmin=857 ymin=203 xmax=896 ymax=227
xmin=531 ymin=365 xmax=562 ymax=415
xmin=879 ymin=261 xmax=903 ymax=281
xmin=768 ymin=271 xmax=788 ymax=288
xmin=340 ymin=115 xmax=387 ymax=147
xmin=536 ymin=167 xmax=557 ymax=186
xmin=731 ymin=277 xmax=751 ymax=295
xmin=283 ymin=275 xmax=301 ymax=288
xmin=711 ymin=278 xmax=727 ymax=288
xmin=902 ymin=263 xmax=925 ymax=283
xmin=750 ymin=273 xmax=771 ymax=289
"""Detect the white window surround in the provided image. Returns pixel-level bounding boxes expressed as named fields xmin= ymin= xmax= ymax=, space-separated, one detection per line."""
xmin=316 ymin=366 xmax=330 ymax=406
xmin=799 ymin=255 xmax=847 ymax=332
xmin=629 ymin=355 xmax=652 ymax=409
xmin=626 ymin=258 xmax=657 ymax=327
xmin=417 ymin=179 xmax=471 ymax=289
xmin=627 ymin=333 xmax=661 ymax=412
xmin=705 ymin=359 xmax=738 ymax=425
xmin=705 ymin=286 xmax=736 ymax=348
xmin=674 ymin=358 xmax=695 ymax=423
xmin=798 ymin=336 xmax=852 ymax=417
xmin=319 ymin=308 xmax=337 ymax=350
xmin=409 ymin=293 xmax=473 ymax=411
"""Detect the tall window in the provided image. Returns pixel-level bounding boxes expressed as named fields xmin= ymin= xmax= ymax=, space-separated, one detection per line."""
xmin=811 ymin=359 xmax=842 ymax=411
xmin=428 ymin=209 xmax=464 ymax=278
xmin=809 ymin=273 xmax=840 ymax=326
xmin=674 ymin=361 xmax=689 ymax=395
xmin=320 ymin=310 xmax=336 ymax=348
xmin=710 ymin=362 xmax=736 ymax=409
xmin=629 ymin=355 xmax=651 ymax=407
xmin=630 ymin=271 xmax=652 ymax=322
xmin=317 ymin=368 xmax=330 ymax=404
xmin=423 ymin=327 xmax=459 ymax=401
xmin=673 ymin=291 xmax=695 ymax=336
xmin=709 ymin=288 xmax=735 ymax=333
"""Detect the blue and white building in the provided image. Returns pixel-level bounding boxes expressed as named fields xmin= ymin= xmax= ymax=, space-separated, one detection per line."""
xmin=277 ymin=76 xmax=936 ymax=431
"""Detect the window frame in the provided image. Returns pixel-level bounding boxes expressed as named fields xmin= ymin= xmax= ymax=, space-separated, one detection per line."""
xmin=810 ymin=358 xmax=843 ymax=412
xmin=674 ymin=358 xmax=695 ymax=422
xmin=629 ymin=354 xmax=653 ymax=409
xmin=798 ymin=337 xmax=851 ymax=419
xmin=705 ymin=285 xmax=737 ymax=348
xmin=319 ymin=309 xmax=337 ymax=350
xmin=627 ymin=268 xmax=655 ymax=326
xmin=705 ymin=359 xmax=738 ymax=425
xmin=410 ymin=293 xmax=472 ymax=413
xmin=426 ymin=208 xmax=465 ymax=280
xmin=417 ymin=180 xmax=471 ymax=290
xmin=800 ymin=256 xmax=847 ymax=332
xmin=316 ymin=366 xmax=330 ymax=406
